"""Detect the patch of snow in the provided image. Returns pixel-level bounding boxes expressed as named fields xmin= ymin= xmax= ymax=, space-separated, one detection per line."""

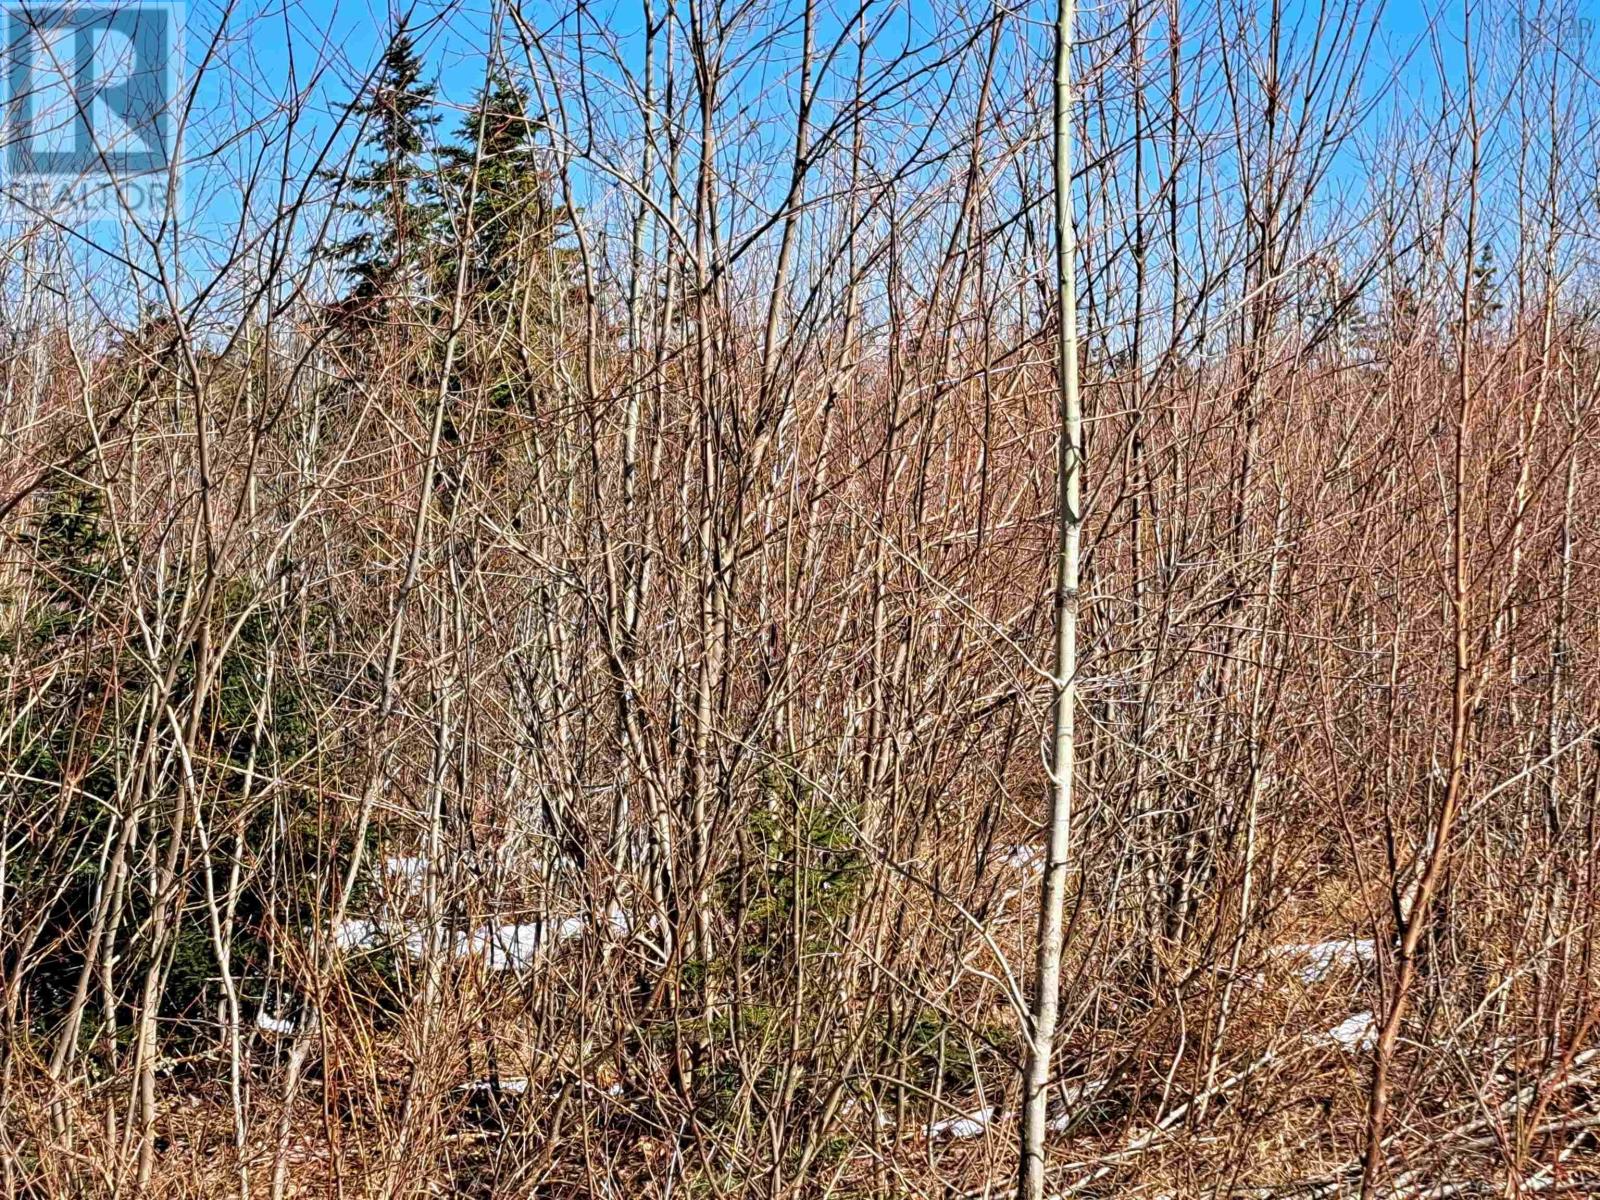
xmin=255 ymin=1011 xmax=294 ymax=1035
xmin=334 ymin=909 xmax=599 ymax=970
xmin=407 ymin=917 xmax=589 ymax=971
xmin=401 ymin=925 xmax=436 ymax=959
xmin=462 ymin=1077 xmax=531 ymax=1094
xmin=332 ymin=917 xmax=379 ymax=951
xmin=924 ymin=1105 xmax=996 ymax=1140
xmin=1044 ymin=1079 xmax=1109 ymax=1132
xmin=1273 ymin=938 xmax=1376 ymax=983
xmin=383 ymin=855 xmax=429 ymax=892
xmin=554 ymin=915 xmax=587 ymax=941
xmin=480 ymin=923 xmax=552 ymax=970
xmin=1314 ymin=1010 xmax=1377 ymax=1052
xmin=995 ymin=845 xmax=1044 ymax=870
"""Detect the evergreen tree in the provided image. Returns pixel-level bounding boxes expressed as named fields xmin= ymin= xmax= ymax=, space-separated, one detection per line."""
xmin=435 ymin=69 xmax=562 ymax=310
xmin=326 ymin=25 xmax=441 ymax=318
xmin=1471 ymin=244 xmax=1503 ymax=327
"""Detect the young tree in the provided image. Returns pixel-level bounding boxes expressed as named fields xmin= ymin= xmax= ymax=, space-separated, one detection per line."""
xmin=326 ymin=24 xmax=440 ymax=318
xmin=436 ymin=69 xmax=558 ymax=308
xmin=1019 ymin=0 xmax=1082 ymax=1194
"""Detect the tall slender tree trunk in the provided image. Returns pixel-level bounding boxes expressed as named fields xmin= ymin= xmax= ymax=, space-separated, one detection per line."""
xmin=1019 ymin=0 xmax=1080 ymax=1194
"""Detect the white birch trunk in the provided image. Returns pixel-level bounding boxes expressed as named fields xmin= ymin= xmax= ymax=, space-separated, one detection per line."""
xmin=1019 ymin=0 xmax=1080 ymax=1194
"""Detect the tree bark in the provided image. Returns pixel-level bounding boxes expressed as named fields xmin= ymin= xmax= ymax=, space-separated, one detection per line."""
xmin=1019 ymin=0 xmax=1080 ymax=1194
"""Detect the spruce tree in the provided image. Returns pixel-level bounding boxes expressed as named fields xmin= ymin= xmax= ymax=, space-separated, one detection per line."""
xmin=436 ymin=69 xmax=561 ymax=310
xmin=327 ymin=25 xmax=441 ymax=318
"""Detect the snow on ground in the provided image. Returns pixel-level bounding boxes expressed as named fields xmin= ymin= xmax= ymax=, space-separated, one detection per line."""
xmin=333 ymin=917 xmax=379 ymax=951
xmin=331 ymin=913 xmax=590 ymax=970
xmin=382 ymin=855 xmax=429 ymax=891
xmin=479 ymin=918 xmax=585 ymax=970
xmin=1313 ymin=1010 xmax=1378 ymax=1052
xmin=924 ymin=1105 xmax=996 ymax=1140
xmin=1271 ymin=938 xmax=1377 ymax=983
xmin=255 ymin=1011 xmax=294 ymax=1035
xmin=996 ymin=845 xmax=1044 ymax=870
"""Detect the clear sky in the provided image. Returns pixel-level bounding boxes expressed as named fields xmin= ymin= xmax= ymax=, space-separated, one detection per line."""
xmin=9 ymin=0 xmax=1595 ymax=323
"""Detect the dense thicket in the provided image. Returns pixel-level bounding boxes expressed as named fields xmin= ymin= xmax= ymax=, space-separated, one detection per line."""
xmin=3 ymin=2 xmax=1600 ymax=1196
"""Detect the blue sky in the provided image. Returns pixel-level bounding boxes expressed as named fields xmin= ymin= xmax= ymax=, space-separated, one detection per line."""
xmin=7 ymin=0 xmax=1596 ymax=321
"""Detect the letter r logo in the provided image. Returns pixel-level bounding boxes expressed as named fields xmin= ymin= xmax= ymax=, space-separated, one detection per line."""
xmin=5 ymin=4 xmax=176 ymax=177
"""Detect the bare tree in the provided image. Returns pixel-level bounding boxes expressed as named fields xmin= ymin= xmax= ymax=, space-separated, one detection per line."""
xmin=1019 ymin=0 xmax=1082 ymax=1193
